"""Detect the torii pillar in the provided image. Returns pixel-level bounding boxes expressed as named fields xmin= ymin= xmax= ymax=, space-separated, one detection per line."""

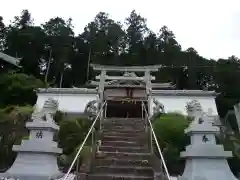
xmin=144 ymin=70 xmax=152 ymax=116
xmin=98 ymin=70 xmax=106 ymax=127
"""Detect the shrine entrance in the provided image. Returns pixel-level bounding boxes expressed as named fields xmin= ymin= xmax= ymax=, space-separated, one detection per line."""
xmin=106 ymin=100 xmax=146 ymax=118
xmin=89 ymin=64 xmax=164 ymax=118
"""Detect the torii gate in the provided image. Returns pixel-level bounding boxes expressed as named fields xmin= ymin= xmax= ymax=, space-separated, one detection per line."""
xmin=90 ymin=64 xmax=162 ymax=115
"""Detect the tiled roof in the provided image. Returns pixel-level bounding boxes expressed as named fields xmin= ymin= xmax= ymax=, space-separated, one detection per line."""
xmin=37 ymin=88 xmax=98 ymax=94
xmin=0 ymin=52 xmax=21 ymax=67
xmin=152 ymin=90 xmax=218 ymax=96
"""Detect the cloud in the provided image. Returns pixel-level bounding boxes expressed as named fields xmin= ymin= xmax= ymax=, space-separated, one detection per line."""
xmin=1 ymin=0 xmax=240 ymax=59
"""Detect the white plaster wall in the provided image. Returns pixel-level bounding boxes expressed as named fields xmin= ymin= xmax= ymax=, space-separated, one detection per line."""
xmin=150 ymin=95 xmax=218 ymax=116
xmin=36 ymin=93 xmax=98 ymax=113
xmin=36 ymin=91 xmax=218 ymax=115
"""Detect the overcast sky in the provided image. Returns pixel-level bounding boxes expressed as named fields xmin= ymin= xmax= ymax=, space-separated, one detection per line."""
xmin=1 ymin=0 xmax=240 ymax=60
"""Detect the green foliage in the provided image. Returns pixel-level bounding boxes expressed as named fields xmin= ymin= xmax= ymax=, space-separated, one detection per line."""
xmin=217 ymin=130 xmax=240 ymax=175
xmin=58 ymin=117 xmax=91 ymax=155
xmin=0 ymin=105 xmax=33 ymax=169
xmin=162 ymin=144 xmax=185 ymax=176
xmin=153 ymin=113 xmax=189 ymax=149
xmin=153 ymin=113 xmax=189 ymax=175
xmin=57 ymin=116 xmax=92 ymax=170
xmin=54 ymin=110 xmax=66 ymax=125
xmin=58 ymin=145 xmax=91 ymax=171
xmin=0 ymin=72 xmax=45 ymax=107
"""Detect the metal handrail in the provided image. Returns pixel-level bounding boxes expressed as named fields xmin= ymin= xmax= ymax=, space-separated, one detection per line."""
xmin=63 ymin=101 xmax=107 ymax=180
xmin=142 ymin=102 xmax=171 ymax=180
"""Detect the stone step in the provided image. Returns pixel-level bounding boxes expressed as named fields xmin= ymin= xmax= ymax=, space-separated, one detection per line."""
xmin=101 ymin=140 xmax=146 ymax=147
xmin=104 ymin=117 xmax=144 ymax=121
xmin=103 ymin=120 xmax=145 ymax=126
xmin=101 ymin=135 xmax=147 ymax=142
xmin=94 ymin=158 xmax=151 ymax=167
xmin=102 ymin=129 xmax=146 ymax=134
xmin=101 ymin=131 xmax=145 ymax=138
xmin=104 ymin=120 xmax=145 ymax=124
xmin=105 ymin=118 xmax=143 ymax=121
xmin=99 ymin=145 xmax=149 ymax=153
xmin=103 ymin=119 xmax=143 ymax=124
xmin=103 ymin=125 xmax=145 ymax=130
xmin=57 ymin=174 xmax=75 ymax=180
xmin=102 ymin=126 xmax=146 ymax=132
xmin=102 ymin=127 xmax=145 ymax=132
xmin=87 ymin=173 xmax=153 ymax=180
xmin=95 ymin=151 xmax=151 ymax=161
xmin=92 ymin=165 xmax=153 ymax=177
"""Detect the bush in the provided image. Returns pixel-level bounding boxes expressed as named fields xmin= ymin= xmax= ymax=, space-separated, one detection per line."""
xmin=0 ymin=105 xmax=33 ymax=169
xmin=0 ymin=72 xmax=46 ymax=107
xmin=58 ymin=117 xmax=91 ymax=155
xmin=153 ymin=113 xmax=189 ymax=175
xmin=57 ymin=117 xmax=92 ymax=170
xmin=153 ymin=113 xmax=189 ymax=149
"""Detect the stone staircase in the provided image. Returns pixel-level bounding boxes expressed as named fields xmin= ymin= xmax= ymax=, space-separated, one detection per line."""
xmin=87 ymin=118 xmax=154 ymax=180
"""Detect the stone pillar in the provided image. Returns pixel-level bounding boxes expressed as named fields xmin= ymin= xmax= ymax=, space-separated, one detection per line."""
xmin=0 ymin=98 xmax=63 ymax=180
xmin=179 ymin=100 xmax=237 ymax=180
xmin=144 ymin=70 xmax=152 ymax=116
xmin=98 ymin=70 xmax=106 ymax=105
xmin=98 ymin=70 xmax=106 ymax=128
